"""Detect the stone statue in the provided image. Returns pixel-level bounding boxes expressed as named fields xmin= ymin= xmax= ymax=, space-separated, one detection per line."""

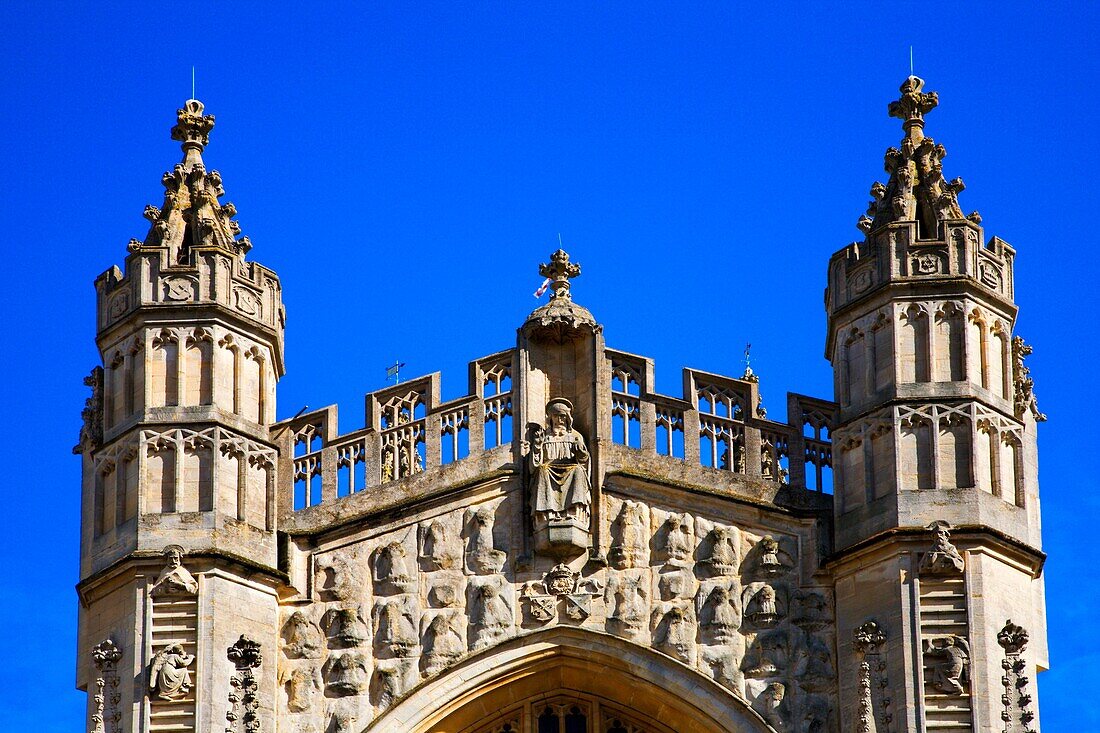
xmin=919 ymin=520 xmax=965 ymax=575
xmin=528 ymin=398 xmax=591 ymax=523
xmin=151 ymin=545 xmax=198 ymax=596
xmin=149 ymin=643 xmax=194 ymax=701
xmin=924 ymin=635 xmax=970 ymax=695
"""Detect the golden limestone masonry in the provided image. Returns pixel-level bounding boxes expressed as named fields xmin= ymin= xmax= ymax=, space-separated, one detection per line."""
xmin=76 ymin=78 xmax=1048 ymax=733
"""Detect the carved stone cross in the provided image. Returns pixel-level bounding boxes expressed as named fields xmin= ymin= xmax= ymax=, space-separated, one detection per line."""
xmin=888 ymin=76 xmax=939 ymax=136
xmin=538 ymin=249 xmax=581 ymax=301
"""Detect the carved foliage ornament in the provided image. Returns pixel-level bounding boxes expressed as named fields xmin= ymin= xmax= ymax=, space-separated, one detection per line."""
xmin=225 ymin=636 xmax=261 ymax=733
xmin=998 ymin=620 xmax=1036 ymax=733
xmin=91 ymin=639 xmax=122 ymax=733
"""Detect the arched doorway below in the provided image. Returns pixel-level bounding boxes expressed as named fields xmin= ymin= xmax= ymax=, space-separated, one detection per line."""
xmin=464 ymin=690 xmax=677 ymax=733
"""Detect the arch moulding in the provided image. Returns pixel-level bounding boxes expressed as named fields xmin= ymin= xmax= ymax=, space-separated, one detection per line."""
xmin=366 ymin=627 xmax=775 ymax=733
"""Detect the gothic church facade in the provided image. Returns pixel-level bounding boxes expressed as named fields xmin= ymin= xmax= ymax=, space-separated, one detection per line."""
xmin=75 ymin=78 xmax=1048 ymax=732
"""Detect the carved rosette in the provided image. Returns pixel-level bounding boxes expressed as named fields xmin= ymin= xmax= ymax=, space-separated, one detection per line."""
xmin=998 ymin=620 xmax=1036 ymax=733
xmin=226 ymin=636 xmax=262 ymax=733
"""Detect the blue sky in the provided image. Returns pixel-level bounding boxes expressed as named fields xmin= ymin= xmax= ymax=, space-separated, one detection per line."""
xmin=1 ymin=2 xmax=1097 ymax=728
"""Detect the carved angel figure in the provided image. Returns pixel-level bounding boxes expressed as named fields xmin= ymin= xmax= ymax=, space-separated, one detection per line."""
xmin=149 ymin=643 xmax=194 ymax=700
xmin=924 ymin=635 xmax=970 ymax=695
xmin=528 ymin=398 xmax=591 ymax=522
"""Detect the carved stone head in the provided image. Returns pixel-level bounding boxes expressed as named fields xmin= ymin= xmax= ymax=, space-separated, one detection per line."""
xmin=545 ymin=398 xmax=574 ymax=434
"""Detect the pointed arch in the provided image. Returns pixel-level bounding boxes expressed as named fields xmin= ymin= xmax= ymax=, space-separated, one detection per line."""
xmin=368 ymin=627 xmax=773 ymax=733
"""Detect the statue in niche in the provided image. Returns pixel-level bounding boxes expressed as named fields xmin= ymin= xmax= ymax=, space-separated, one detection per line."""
xmin=321 ymin=607 xmax=369 ymax=648
xmin=606 ymin=572 xmax=648 ymax=640
xmin=281 ymin=611 xmax=323 ymax=659
xmin=149 ymin=643 xmax=194 ymax=701
xmin=282 ymin=667 xmax=320 ymax=713
xmin=421 ymin=519 xmax=456 ymax=571
xmin=322 ymin=652 xmax=370 ymax=696
xmin=661 ymin=513 xmax=694 ymax=567
xmin=151 ymin=545 xmax=198 ymax=596
xmin=745 ymin=584 xmax=784 ymax=628
xmin=374 ymin=541 xmax=414 ymax=595
xmin=465 ymin=505 xmax=506 ymax=574
xmin=469 ymin=576 xmax=511 ymax=650
xmin=919 ymin=520 xmax=965 ymax=575
xmin=743 ymin=629 xmax=788 ymax=678
xmin=652 ymin=602 xmax=697 ymax=665
xmin=923 ymin=635 xmax=970 ymax=695
xmin=421 ymin=611 xmax=465 ymax=676
xmin=372 ymin=597 xmax=418 ymax=658
xmin=526 ymin=398 xmax=591 ymax=553
xmin=700 ymin=583 xmax=741 ymax=644
xmin=701 ymin=526 xmax=739 ymax=576
xmin=608 ymin=500 xmax=648 ymax=570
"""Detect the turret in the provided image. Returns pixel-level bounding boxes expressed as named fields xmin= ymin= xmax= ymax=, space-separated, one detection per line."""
xmin=827 ymin=78 xmax=1048 ymax=732
xmin=75 ymin=100 xmax=283 ymax=732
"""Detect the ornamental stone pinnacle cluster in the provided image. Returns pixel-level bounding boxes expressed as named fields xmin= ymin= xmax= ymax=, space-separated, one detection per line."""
xmin=76 ymin=78 xmax=1049 ymax=733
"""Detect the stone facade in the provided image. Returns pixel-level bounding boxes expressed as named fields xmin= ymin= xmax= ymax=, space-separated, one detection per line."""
xmin=75 ymin=78 xmax=1048 ymax=732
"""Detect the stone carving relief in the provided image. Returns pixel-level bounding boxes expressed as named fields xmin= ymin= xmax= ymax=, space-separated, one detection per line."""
xmin=743 ymin=629 xmax=788 ymax=679
xmin=757 ymin=681 xmax=787 ymax=731
xmin=979 ymin=261 xmax=1002 ymax=290
xmin=321 ymin=607 xmax=369 ymax=648
xmin=923 ymin=635 xmax=970 ymax=695
xmin=90 ymin=639 xmax=122 ymax=733
xmin=791 ymin=590 xmax=833 ymax=631
xmin=658 ymin=512 xmax=694 ymax=567
xmin=233 ymin=286 xmax=262 ymax=317
xmin=317 ymin=552 xmax=361 ymax=603
xmin=162 ymin=275 xmax=197 ymax=301
xmin=76 ymin=367 xmax=104 ymax=452
xmin=281 ymin=667 xmax=321 ymax=714
xmin=527 ymin=398 xmax=592 ymax=555
xmin=700 ymin=525 xmax=739 ymax=576
xmin=372 ymin=596 xmax=419 ymax=659
xmin=606 ymin=571 xmax=649 ymax=641
xmin=998 ymin=620 xmax=1036 ymax=733
xmin=226 ymin=636 xmax=262 ymax=733
xmin=322 ymin=652 xmax=370 ymax=697
xmin=918 ymin=520 xmax=964 ymax=576
xmin=698 ymin=581 xmax=741 ymax=645
xmin=607 ymin=500 xmax=648 ymax=569
xmin=149 ymin=643 xmax=194 ymax=701
xmin=420 ymin=518 xmax=459 ymax=571
xmin=745 ymin=536 xmax=794 ymax=580
xmin=281 ymin=611 xmax=323 ymax=659
xmin=794 ymin=633 xmax=836 ymax=693
xmin=151 ymin=545 xmax=199 ymax=596
xmin=520 ymin=564 xmax=601 ymax=625
xmin=421 ymin=611 xmax=466 ymax=676
xmin=468 ymin=575 xmax=512 ymax=650
xmin=373 ymin=541 xmax=415 ymax=595
xmin=744 ymin=584 xmax=786 ymax=629
xmin=464 ymin=505 xmax=507 ymax=575
xmin=652 ymin=601 xmax=697 ymax=665
xmin=371 ymin=659 xmax=417 ymax=712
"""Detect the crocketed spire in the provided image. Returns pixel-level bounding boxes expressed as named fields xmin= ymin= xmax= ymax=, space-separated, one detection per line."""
xmin=130 ymin=99 xmax=251 ymax=263
xmin=858 ymin=77 xmax=981 ymax=237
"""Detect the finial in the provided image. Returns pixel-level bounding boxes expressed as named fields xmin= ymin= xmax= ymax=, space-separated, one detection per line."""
xmin=170 ymin=98 xmax=215 ymax=162
xmin=888 ymin=76 xmax=938 ymax=140
xmin=538 ymin=249 xmax=581 ymax=301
